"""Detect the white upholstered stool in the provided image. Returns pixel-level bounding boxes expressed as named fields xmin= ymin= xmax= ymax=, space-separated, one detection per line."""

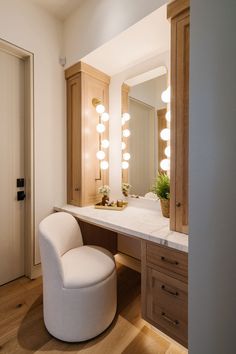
xmin=39 ymin=212 xmax=117 ymax=342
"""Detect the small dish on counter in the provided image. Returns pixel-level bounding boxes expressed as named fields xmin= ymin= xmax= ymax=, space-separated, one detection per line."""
xmin=94 ymin=200 xmax=128 ymax=211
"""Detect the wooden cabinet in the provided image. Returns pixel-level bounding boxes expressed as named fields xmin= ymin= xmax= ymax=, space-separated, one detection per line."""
xmin=142 ymin=240 xmax=188 ymax=347
xmin=65 ymin=62 xmax=110 ymax=206
xmin=168 ymin=0 xmax=190 ymax=234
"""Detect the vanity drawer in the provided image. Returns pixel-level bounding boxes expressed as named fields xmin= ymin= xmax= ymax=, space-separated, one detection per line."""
xmin=146 ymin=267 xmax=188 ymax=346
xmin=146 ymin=242 xmax=188 ymax=280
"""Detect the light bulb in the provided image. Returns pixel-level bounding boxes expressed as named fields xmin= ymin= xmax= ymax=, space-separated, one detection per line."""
xmin=165 ymin=110 xmax=171 ymax=122
xmin=122 ymin=161 xmax=129 ymax=169
xmin=165 ymin=146 xmax=171 ymax=158
xmin=96 ymin=151 xmax=105 ymax=160
xmin=121 ymin=116 xmax=126 ymax=126
xmin=160 ymin=128 xmax=170 ymax=141
xmin=96 ymin=104 xmax=105 ymax=114
xmin=160 ymin=159 xmax=170 ymax=171
xmin=161 ymin=86 xmax=171 ymax=103
xmin=101 ymin=112 xmax=109 ymax=122
xmin=101 ymin=139 xmax=109 ymax=148
xmin=123 ymin=129 xmax=131 ymax=138
xmin=122 ymin=112 xmax=130 ymax=122
xmin=100 ymin=160 xmax=109 ymax=170
xmin=123 ymin=152 xmax=131 ymax=161
xmin=96 ymin=123 xmax=105 ymax=133
xmin=121 ymin=142 xmax=126 ymax=150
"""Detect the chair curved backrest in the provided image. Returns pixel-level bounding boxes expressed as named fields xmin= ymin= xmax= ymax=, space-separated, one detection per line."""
xmin=39 ymin=212 xmax=83 ymax=288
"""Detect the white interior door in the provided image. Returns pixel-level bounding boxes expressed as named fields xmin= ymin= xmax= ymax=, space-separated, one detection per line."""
xmin=0 ymin=49 xmax=25 ymax=285
xmin=129 ymin=98 xmax=156 ymax=196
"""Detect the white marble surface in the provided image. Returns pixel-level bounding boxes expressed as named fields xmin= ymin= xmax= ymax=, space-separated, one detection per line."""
xmin=54 ymin=201 xmax=188 ymax=253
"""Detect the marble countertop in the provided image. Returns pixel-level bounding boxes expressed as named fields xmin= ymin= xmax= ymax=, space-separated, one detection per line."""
xmin=54 ymin=200 xmax=188 ymax=253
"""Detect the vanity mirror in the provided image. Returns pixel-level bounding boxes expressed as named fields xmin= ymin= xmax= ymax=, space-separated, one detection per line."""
xmin=121 ymin=67 xmax=170 ymax=198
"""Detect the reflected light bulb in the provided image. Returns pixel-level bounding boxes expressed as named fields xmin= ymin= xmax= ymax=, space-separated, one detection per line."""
xmin=96 ymin=123 xmax=105 ymax=133
xmin=161 ymin=86 xmax=171 ymax=103
xmin=123 ymin=152 xmax=131 ymax=161
xmin=123 ymin=129 xmax=131 ymax=138
xmin=122 ymin=112 xmax=130 ymax=121
xmin=165 ymin=111 xmax=171 ymax=122
xmin=101 ymin=112 xmax=109 ymax=122
xmin=101 ymin=139 xmax=109 ymax=148
xmin=160 ymin=128 xmax=170 ymax=141
xmin=160 ymin=159 xmax=170 ymax=171
xmin=96 ymin=151 xmax=105 ymax=160
xmin=96 ymin=104 xmax=105 ymax=114
xmin=121 ymin=116 xmax=126 ymax=126
xmin=100 ymin=160 xmax=109 ymax=170
xmin=122 ymin=161 xmax=129 ymax=169
xmin=121 ymin=142 xmax=126 ymax=150
xmin=165 ymin=146 xmax=171 ymax=158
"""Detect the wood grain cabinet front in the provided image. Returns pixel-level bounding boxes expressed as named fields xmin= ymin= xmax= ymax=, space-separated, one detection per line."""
xmin=142 ymin=241 xmax=188 ymax=348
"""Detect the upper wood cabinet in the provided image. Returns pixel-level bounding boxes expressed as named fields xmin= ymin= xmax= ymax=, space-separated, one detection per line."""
xmin=168 ymin=0 xmax=190 ymax=234
xmin=65 ymin=62 xmax=110 ymax=206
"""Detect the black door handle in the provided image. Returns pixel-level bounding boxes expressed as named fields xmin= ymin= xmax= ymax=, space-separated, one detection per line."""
xmin=17 ymin=191 xmax=26 ymax=201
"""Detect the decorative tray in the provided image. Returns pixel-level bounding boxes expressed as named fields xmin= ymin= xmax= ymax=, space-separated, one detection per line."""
xmin=94 ymin=202 xmax=128 ymax=211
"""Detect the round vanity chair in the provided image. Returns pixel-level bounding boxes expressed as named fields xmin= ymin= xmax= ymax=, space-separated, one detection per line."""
xmin=39 ymin=212 xmax=117 ymax=342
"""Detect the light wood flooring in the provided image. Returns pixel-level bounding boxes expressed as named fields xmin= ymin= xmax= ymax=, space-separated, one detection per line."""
xmin=0 ymin=264 xmax=187 ymax=354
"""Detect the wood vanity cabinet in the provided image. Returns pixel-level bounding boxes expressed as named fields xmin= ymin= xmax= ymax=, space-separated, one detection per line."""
xmin=168 ymin=0 xmax=190 ymax=234
xmin=141 ymin=240 xmax=188 ymax=347
xmin=65 ymin=62 xmax=110 ymax=206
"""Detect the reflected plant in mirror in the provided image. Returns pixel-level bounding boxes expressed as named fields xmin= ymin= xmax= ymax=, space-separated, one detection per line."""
xmin=122 ymin=183 xmax=132 ymax=197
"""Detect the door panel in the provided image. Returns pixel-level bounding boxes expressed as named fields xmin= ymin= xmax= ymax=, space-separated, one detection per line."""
xmin=0 ymin=50 xmax=25 ymax=285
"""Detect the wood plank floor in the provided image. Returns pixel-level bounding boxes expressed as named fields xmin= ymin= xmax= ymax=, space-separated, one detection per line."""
xmin=0 ymin=264 xmax=187 ymax=354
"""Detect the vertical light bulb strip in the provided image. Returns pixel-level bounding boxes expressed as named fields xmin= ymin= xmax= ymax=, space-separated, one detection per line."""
xmin=160 ymin=86 xmax=171 ymax=172
xmin=121 ymin=112 xmax=131 ymax=170
xmin=94 ymin=101 xmax=110 ymax=179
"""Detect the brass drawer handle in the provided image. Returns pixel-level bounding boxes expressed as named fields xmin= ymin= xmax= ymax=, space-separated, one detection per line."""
xmin=161 ymin=285 xmax=179 ymax=297
xmin=161 ymin=312 xmax=179 ymax=326
xmin=161 ymin=256 xmax=179 ymax=266
xmin=176 ymin=202 xmax=181 ymax=207
xmin=74 ymin=187 xmax=79 ymax=191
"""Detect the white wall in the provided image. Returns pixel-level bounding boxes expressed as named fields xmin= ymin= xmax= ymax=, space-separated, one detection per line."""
xmin=189 ymin=0 xmax=236 ymax=352
xmin=0 ymin=0 xmax=66 ymax=265
xmin=63 ymin=0 xmax=167 ymax=67
xmin=130 ymin=75 xmax=167 ymax=110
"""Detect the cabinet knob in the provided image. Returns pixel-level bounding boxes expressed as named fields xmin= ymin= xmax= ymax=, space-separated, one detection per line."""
xmin=75 ymin=187 xmax=79 ymax=191
xmin=176 ymin=202 xmax=181 ymax=207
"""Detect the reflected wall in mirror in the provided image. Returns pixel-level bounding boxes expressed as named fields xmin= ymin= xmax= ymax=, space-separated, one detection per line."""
xmin=122 ymin=68 xmax=169 ymax=197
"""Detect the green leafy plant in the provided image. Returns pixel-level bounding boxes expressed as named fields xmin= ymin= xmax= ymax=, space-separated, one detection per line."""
xmin=152 ymin=173 xmax=170 ymax=200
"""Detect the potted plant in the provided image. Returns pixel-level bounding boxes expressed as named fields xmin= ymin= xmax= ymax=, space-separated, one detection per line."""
xmin=122 ymin=183 xmax=131 ymax=197
xmin=152 ymin=173 xmax=170 ymax=218
xmin=98 ymin=185 xmax=111 ymax=205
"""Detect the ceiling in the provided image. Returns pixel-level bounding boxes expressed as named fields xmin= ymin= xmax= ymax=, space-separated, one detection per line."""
xmin=31 ymin=0 xmax=84 ymax=21
xmin=82 ymin=4 xmax=170 ymax=76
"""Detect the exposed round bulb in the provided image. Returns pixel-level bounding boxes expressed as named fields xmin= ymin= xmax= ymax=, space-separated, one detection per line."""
xmin=101 ymin=112 xmax=109 ymax=122
xmin=165 ymin=146 xmax=171 ymax=158
xmin=100 ymin=160 xmax=109 ymax=170
xmin=96 ymin=104 xmax=105 ymax=114
xmin=122 ymin=161 xmax=129 ymax=169
xmin=123 ymin=129 xmax=131 ymax=138
xmin=121 ymin=116 xmax=126 ymax=126
xmin=161 ymin=86 xmax=171 ymax=103
xmin=101 ymin=139 xmax=109 ymax=149
xmin=165 ymin=111 xmax=171 ymax=122
xmin=160 ymin=128 xmax=170 ymax=141
xmin=96 ymin=150 xmax=105 ymax=160
xmin=123 ymin=152 xmax=131 ymax=161
xmin=160 ymin=158 xmax=170 ymax=171
xmin=96 ymin=123 xmax=105 ymax=133
xmin=121 ymin=142 xmax=126 ymax=150
xmin=122 ymin=112 xmax=130 ymax=122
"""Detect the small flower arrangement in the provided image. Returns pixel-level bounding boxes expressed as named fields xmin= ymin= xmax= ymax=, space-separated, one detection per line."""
xmin=98 ymin=185 xmax=111 ymax=196
xmin=122 ymin=183 xmax=131 ymax=197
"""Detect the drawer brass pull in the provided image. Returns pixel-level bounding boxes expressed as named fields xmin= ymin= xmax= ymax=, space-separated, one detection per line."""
xmin=161 ymin=256 xmax=179 ymax=265
xmin=161 ymin=285 xmax=179 ymax=297
xmin=161 ymin=312 xmax=179 ymax=326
